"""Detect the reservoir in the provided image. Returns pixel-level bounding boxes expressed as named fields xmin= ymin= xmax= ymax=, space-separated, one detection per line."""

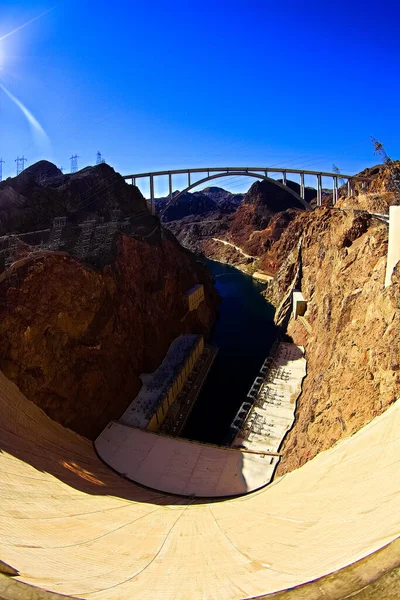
xmin=182 ymin=259 xmax=278 ymax=445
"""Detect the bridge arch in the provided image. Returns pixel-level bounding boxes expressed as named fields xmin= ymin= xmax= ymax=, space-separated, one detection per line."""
xmin=170 ymin=171 xmax=312 ymax=211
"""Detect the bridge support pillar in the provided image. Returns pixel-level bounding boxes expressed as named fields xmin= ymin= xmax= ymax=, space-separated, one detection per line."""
xmin=347 ymin=180 xmax=353 ymax=197
xmin=332 ymin=177 xmax=338 ymax=205
xmin=385 ymin=206 xmax=400 ymax=287
xmin=317 ymin=174 xmax=322 ymax=206
xmin=150 ymin=175 xmax=155 ymax=215
xmin=188 ymin=172 xmax=191 ymax=188
xmin=169 ymin=173 xmax=173 ymax=201
xmin=282 ymin=171 xmax=287 ymax=186
xmin=300 ymin=173 xmax=305 ymax=200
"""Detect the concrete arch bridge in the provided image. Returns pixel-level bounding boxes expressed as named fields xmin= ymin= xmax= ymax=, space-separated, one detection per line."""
xmin=123 ymin=166 xmax=364 ymax=215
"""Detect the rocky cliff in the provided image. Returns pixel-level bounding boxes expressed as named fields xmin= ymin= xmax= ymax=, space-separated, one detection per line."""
xmin=165 ymin=179 xmax=315 ymax=275
xmin=348 ymin=161 xmax=400 ymax=195
xmin=261 ymin=206 xmax=400 ymax=476
xmin=0 ymin=162 xmax=218 ymax=439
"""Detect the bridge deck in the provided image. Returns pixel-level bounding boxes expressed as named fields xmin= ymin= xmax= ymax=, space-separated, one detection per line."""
xmin=123 ymin=166 xmax=361 ymax=180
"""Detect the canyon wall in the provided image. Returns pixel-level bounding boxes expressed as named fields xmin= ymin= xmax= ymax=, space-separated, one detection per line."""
xmin=0 ymin=163 xmax=218 ymax=439
xmin=261 ymin=206 xmax=400 ymax=476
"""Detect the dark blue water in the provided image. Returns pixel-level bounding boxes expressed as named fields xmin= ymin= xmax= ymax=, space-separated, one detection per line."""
xmin=182 ymin=259 xmax=278 ymax=445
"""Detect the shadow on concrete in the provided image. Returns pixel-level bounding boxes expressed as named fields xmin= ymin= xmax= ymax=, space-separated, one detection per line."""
xmin=0 ymin=371 xmax=247 ymax=506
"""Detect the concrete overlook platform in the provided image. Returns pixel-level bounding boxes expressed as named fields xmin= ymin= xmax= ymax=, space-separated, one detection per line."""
xmin=0 ymin=370 xmax=399 ymax=599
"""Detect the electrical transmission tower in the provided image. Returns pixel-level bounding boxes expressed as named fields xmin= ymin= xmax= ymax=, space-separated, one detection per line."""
xmin=371 ymin=137 xmax=390 ymax=163
xmin=75 ymin=219 xmax=96 ymax=259
xmin=96 ymin=151 xmax=105 ymax=165
xmin=48 ymin=217 xmax=67 ymax=251
xmin=332 ymin=164 xmax=346 ymax=186
xmin=15 ymin=156 xmax=27 ymax=175
xmin=371 ymin=136 xmax=400 ymax=202
xmin=0 ymin=158 xmax=5 ymax=182
xmin=70 ymin=155 xmax=79 ymax=173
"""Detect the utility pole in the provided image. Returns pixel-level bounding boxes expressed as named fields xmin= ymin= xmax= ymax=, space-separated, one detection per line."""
xmin=15 ymin=156 xmax=27 ymax=175
xmin=70 ymin=154 xmax=79 ymax=173
xmin=0 ymin=158 xmax=5 ymax=182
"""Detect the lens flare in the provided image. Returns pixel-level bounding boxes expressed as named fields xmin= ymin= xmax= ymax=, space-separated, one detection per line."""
xmin=0 ymin=9 xmax=54 ymax=43
xmin=0 ymin=83 xmax=51 ymax=152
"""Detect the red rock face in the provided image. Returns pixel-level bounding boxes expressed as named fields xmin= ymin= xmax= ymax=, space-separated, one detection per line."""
xmin=226 ymin=180 xmax=310 ymax=258
xmin=257 ymin=210 xmax=313 ymax=277
xmin=0 ymin=232 xmax=218 ymax=440
xmin=261 ymin=207 xmax=400 ymax=476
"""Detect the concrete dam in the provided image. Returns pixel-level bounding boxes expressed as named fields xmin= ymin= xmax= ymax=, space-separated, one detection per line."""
xmin=0 ymin=363 xmax=399 ymax=598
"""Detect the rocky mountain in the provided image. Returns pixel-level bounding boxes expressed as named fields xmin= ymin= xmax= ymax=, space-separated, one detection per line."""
xmin=258 ymin=205 xmax=400 ymax=478
xmin=226 ymin=179 xmax=315 ymax=254
xmin=157 ymin=186 xmax=244 ymax=222
xmin=0 ymin=160 xmax=149 ymax=235
xmin=199 ymin=186 xmax=245 ymax=210
xmin=0 ymin=162 xmax=219 ymax=439
xmin=160 ymin=191 xmax=218 ymax=222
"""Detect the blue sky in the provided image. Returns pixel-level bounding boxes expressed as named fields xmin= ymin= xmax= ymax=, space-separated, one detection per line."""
xmin=0 ymin=0 xmax=399 ymax=194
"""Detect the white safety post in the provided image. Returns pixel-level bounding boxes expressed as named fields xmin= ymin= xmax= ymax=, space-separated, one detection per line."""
xmin=292 ymin=289 xmax=307 ymax=319
xmin=385 ymin=205 xmax=400 ymax=287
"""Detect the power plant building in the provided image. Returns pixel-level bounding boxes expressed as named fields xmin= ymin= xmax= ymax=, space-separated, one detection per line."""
xmin=120 ymin=334 xmax=204 ymax=432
